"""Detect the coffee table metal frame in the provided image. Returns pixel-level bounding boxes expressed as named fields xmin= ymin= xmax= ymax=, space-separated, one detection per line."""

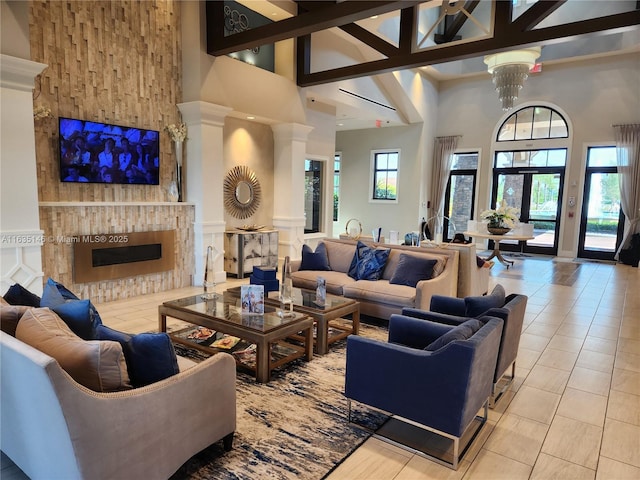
xmin=159 ymin=296 xmax=313 ymax=383
xmin=226 ymin=286 xmax=360 ymax=355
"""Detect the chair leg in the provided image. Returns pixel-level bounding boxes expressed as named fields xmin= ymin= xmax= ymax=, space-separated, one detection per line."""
xmin=490 ymin=361 xmax=516 ymax=408
xmin=222 ymin=432 xmax=234 ymax=452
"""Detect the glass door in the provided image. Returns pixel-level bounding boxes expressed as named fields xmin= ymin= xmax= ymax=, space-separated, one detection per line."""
xmin=577 ymin=147 xmax=624 ymax=260
xmin=491 ymin=169 xmax=563 ymax=256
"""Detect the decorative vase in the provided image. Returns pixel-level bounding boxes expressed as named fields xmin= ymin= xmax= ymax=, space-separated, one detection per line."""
xmin=174 ymin=140 xmax=183 ymax=201
xmin=487 ymin=226 xmax=511 ymax=235
xmin=167 ymin=181 xmax=179 ymax=202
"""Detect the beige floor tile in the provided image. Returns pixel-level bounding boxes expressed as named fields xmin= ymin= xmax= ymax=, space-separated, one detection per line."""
xmin=482 ymin=413 xmax=548 ymax=466
xmin=525 ymin=323 xmax=560 ymax=338
xmin=531 ymin=314 xmax=565 ymax=326
xmin=537 ymin=348 xmax=579 ymax=372
xmin=541 ymin=415 xmax=602 ymax=470
xmin=523 ymin=364 xmax=571 ymax=394
xmin=515 ymin=347 xmax=542 ymax=370
xmin=600 ymin=418 xmax=640 ymax=468
xmin=582 ymin=336 xmax=618 ymax=355
xmin=555 ymin=323 xmax=590 ymax=339
xmin=575 ymin=350 xmax=615 ymax=374
xmin=555 ymin=387 xmax=607 ymax=427
xmin=394 ymin=454 xmax=471 ymax=480
xmin=546 ymin=334 xmax=584 ymax=353
xmin=507 ymin=385 xmax=561 ymax=425
xmin=518 ymin=333 xmax=550 ymax=352
xmin=596 ymin=456 xmax=640 ymax=480
xmin=618 ymin=337 xmax=640 ymax=355
xmin=325 ymin=437 xmax=411 ymax=480
xmin=588 ymin=324 xmax=620 ymax=341
xmin=620 ymin=324 xmax=640 ymax=340
xmin=590 ymin=315 xmax=621 ymax=328
xmin=566 ymin=367 xmax=611 ymax=396
xmin=462 ymin=449 xmax=531 ymax=480
xmin=607 ymin=390 xmax=640 ymax=426
xmin=615 ymin=350 xmax=640 ymax=373
xmin=611 ymin=368 xmax=640 ymax=396
xmin=530 ymin=452 xmax=595 ymax=480
xmin=562 ymin=313 xmax=594 ymax=326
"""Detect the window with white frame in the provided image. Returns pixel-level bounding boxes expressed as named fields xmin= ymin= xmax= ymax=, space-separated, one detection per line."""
xmin=371 ymin=149 xmax=399 ymax=201
xmin=443 ymin=152 xmax=479 ymax=240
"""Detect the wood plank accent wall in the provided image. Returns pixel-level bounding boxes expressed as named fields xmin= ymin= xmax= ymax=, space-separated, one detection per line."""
xmin=30 ymin=0 xmax=182 ymax=202
xmin=39 ymin=204 xmax=194 ymax=303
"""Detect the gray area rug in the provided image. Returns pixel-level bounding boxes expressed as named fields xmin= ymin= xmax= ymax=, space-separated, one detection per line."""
xmin=170 ymin=323 xmax=388 ymax=480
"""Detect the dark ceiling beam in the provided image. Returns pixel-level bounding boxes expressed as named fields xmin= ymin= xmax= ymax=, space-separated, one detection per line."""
xmin=438 ymin=0 xmax=480 ymax=43
xmin=510 ymin=0 xmax=567 ymax=32
xmin=338 ymin=23 xmax=399 ymax=58
xmin=206 ymin=0 xmax=423 ymax=56
xmin=297 ymin=9 xmax=640 ymax=86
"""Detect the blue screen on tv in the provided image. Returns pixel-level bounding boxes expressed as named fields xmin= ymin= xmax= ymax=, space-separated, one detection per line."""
xmin=59 ymin=117 xmax=160 ymax=185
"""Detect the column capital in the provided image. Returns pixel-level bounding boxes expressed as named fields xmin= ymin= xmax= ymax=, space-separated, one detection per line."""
xmin=0 ymin=55 xmax=47 ymax=91
xmin=178 ymin=101 xmax=232 ymax=127
xmin=271 ymin=123 xmax=314 ymax=143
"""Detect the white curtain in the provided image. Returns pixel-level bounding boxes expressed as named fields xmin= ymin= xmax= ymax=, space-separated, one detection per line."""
xmin=613 ymin=124 xmax=640 ymax=259
xmin=429 ymin=135 xmax=460 ymax=233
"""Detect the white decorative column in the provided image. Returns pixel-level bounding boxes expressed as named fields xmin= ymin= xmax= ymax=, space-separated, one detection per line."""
xmin=271 ymin=123 xmax=314 ymax=260
xmin=0 ymin=55 xmax=47 ymax=294
xmin=178 ymin=101 xmax=232 ymax=286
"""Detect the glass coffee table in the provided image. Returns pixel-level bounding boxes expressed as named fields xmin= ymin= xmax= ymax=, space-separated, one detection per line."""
xmin=226 ymin=286 xmax=360 ymax=355
xmin=159 ymin=294 xmax=313 ymax=383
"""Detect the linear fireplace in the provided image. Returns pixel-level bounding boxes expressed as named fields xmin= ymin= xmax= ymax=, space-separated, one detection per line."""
xmin=73 ymin=231 xmax=175 ymax=283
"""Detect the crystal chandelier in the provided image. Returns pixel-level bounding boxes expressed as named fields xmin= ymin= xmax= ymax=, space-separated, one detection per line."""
xmin=484 ymin=47 xmax=541 ymax=110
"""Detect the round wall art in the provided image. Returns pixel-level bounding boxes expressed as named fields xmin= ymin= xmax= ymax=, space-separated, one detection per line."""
xmin=223 ymin=165 xmax=262 ymax=219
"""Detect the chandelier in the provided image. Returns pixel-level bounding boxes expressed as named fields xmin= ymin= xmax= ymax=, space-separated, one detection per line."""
xmin=484 ymin=47 xmax=541 ymax=110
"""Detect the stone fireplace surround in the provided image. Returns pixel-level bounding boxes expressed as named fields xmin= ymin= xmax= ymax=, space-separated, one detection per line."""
xmin=39 ymin=202 xmax=195 ymax=303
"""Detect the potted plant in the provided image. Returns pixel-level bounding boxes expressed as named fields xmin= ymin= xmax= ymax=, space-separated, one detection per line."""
xmin=480 ymin=200 xmax=520 ymax=235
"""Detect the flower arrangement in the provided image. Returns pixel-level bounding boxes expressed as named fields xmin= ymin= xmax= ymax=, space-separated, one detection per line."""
xmin=166 ymin=123 xmax=187 ymax=142
xmin=480 ymin=199 xmax=520 ymax=229
xmin=33 ymin=105 xmax=52 ymax=120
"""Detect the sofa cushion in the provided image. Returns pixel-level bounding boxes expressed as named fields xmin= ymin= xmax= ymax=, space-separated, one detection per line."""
xmin=291 ymin=270 xmax=355 ymax=295
xmin=424 ymin=319 xmax=484 ymax=351
xmin=381 ymin=250 xmax=448 ymax=281
xmin=300 ymin=243 xmax=331 ymax=271
xmin=3 ymin=283 xmax=41 ymax=307
xmin=97 ymin=325 xmax=179 ymax=387
xmin=16 ymin=308 xmax=131 ymax=392
xmin=343 ymin=280 xmax=416 ymax=308
xmin=0 ymin=304 xmax=32 ymax=336
xmin=348 ymin=241 xmax=390 ymax=280
xmin=322 ymin=240 xmax=357 ymax=273
xmin=389 ymin=253 xmax=438 ymax=288
xmin=465 ymin=284 xmax=506 ymax=317
xmin=40 ymin=278 xmax=102 ymax=340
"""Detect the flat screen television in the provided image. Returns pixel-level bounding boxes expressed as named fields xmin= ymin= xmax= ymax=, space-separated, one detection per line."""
xmin=59 ymin=117 xmax=160 ymax=185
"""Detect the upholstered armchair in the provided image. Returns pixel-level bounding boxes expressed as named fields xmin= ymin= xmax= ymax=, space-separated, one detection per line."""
xmin=345 ymin=314 xmax=503 ymax=470
xmin=402 ymin=284 xmax=528 ymax=406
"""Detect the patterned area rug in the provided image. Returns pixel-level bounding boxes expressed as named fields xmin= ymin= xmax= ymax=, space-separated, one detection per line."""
xmin=170 ymin=323 xmax=388 ymax=480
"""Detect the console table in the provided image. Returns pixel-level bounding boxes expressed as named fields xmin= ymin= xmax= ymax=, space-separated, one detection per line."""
xmin=224 ymin=229 xmax=278 ymax=278
xmin=464 ymin=231 xmax=534 ymax=268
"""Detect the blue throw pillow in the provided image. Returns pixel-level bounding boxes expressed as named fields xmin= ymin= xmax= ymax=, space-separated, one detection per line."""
xmin=389 ymin=254 xmax=437 ymax=288
xmin=300 ymin=243 xmax=331 ymax=271
xmin=348 ymin=241 xmax=390 ymax=280
xmin=3 ymin=284 xmax=41 ymax=307
xmin=464 ymin=284 xmax=506 ymax=317
xmin=97 ymin=325 xmax=179 ymax=388
xmin=424 ymin=319 xmax=483 ymax=351
xmin=40 ymin=278 xmax=102 ymax=340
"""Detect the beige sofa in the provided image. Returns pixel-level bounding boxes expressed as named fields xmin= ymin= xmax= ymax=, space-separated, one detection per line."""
xmin=291 ymin=238 xmax=459 ymax=319
xmin=1 ymin=317 xmax=236 ymax=479
xmin=429 ymin=242 xmax=490 ymax=297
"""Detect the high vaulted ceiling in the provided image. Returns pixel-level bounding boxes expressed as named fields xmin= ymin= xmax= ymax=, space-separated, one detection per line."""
xmin=206 ymin=0 xmax=640 ymax=130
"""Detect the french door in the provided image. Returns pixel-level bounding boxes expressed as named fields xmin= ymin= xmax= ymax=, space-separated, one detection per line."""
xmin=491 ymin=168 xmax=564 ymax=256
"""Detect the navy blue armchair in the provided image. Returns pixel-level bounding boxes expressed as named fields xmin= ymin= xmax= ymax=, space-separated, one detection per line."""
xmin=345 ymin=314 xmax=503 ymax=470
xmin=402 ymin=284 xmax=528 ymax=406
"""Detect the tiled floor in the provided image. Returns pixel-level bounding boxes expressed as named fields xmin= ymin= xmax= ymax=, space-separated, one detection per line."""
xmin=2 ymin=256 xmax=639 ymax=480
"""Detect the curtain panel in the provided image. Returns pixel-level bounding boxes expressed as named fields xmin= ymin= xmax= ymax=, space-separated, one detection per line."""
xmin=429 ymin=135 xmax=461 ymax=235
xmin=613 ymin=124 xmax=640 ymax=259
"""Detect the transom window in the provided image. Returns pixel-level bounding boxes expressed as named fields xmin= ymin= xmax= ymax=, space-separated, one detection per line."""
xmin=495 ymin=149 xmax=567 ymax=168
xmin=371 ymin=150 xmax=399 ymax=201
xmin=497 ymin=106 xmax=568 ymax=141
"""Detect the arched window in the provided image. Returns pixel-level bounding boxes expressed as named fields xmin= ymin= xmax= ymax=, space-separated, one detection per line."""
xmin=497 ymin=106 xmax=568 ymax=143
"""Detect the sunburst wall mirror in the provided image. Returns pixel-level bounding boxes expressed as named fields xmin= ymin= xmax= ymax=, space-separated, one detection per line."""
xmin=223 ymin=165 xmax=262 ymax=219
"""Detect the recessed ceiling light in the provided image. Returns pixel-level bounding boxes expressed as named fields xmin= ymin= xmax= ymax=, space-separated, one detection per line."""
xmin=247 ymin=116 xmax=255 ymax=120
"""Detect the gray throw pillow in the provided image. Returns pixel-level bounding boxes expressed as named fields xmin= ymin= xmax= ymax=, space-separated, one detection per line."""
xmin=424 ymin=319 xmax=484 ymax=351
xmin=464 ymin=284 xmax=506 ymax=317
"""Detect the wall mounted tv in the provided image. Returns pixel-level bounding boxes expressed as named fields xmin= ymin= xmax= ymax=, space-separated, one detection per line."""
xmin=59 ymin=117 xmax=160 ymax=185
